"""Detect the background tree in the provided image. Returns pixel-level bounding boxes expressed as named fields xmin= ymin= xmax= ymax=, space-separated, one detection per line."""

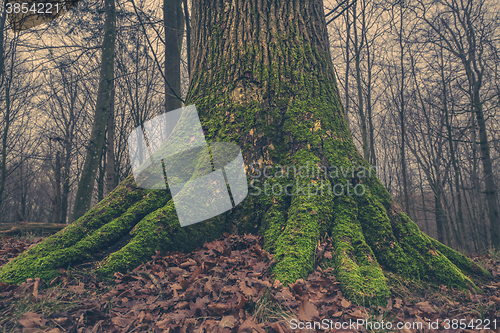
xmin=71 ymin=0 xmax=117 ymax=221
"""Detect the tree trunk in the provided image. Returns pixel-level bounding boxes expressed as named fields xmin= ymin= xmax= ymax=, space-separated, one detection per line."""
xmin=164 ymin=0 xmax=184 ymax=112
xmin=398 ymin=4 xmax=410 ymax=216
xmin=473 ymin=92 xmax=500 ymax=248
xmin=352 ymin=0 xmax=369 ymax=160
xmin=105 ymin=83 xmax=116 ymax=196
xmin=71 ymin=0 xmax=116 ymax=221
xmin=0 ymin=0 xmax=489 ymax=305
xmin=52 ymin=152 xmax=62 ymax=224
xmin=0 ymin=8 xmax=12 ymax=211
xmin=343 ymin=0 xmax=351 ymax=123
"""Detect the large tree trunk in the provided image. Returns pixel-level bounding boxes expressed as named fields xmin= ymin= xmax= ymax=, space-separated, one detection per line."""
xmin=0 ymin=0 xmax=489 ymax=305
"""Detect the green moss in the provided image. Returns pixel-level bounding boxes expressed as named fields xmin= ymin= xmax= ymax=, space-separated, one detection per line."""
xmin=0 ymin=176 xmax=146 ymax=284
xmin=429 ymin=237 xmax=490 ymax=277
xmin=330 ymin=196 xmax=390 ymax=306
xmin=96 ymin=196 xmax=262 ymax=278
xmin=356 ymin=192 xmax=417 ymax=279
xmin=393 ymin=213 xmax=475 ymax=289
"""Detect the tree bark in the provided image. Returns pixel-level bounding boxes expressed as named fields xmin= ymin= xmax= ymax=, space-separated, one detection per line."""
xmin=52 ymin=152 xmax=62 ymax=224
xmin=0 ymin=8 xmax=11 ymax=210
xmin=343 ymin=0 xmax=351 ymax=123
xmin=105 ymin=84 xmax=116 ymax=196
xmin=0 ymin=0 xmax=489 ymax=305
xmin=352 ymin=0 xmax=370 ymax=161
xmin=71 ymin=0 xmax=116 ymax=221
xmin=398 ymin=4 xmax=410 ymax=216
xmin=164 ymin=0 xmax=184 ymax=112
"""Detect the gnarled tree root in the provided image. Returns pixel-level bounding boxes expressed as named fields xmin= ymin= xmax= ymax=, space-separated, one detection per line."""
xmin=0 ymin=172 xmax=490 ymax=306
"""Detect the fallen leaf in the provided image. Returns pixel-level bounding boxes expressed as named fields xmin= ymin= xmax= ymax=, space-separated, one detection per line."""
xmin=239 ymin=318 xmax=266 ymax=333
xmin=415 ymin=301 xmax=436 ymax=314
xmin=298 ymin=299 xmax=319 ymax=321
xmin=18 ymin=312 xmax=42 ymax=328
xmin=220 ymin=315 xmax=237 ymax=329
xmin=340 ymin=298 xmax=351 ymax=308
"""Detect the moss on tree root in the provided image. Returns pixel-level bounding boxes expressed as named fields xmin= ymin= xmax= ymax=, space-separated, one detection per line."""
xmin=0 ymin=177 xmax=148 ymax=283
xmin=330 ymin=196 xmax=390 ymax=305
xmin=0 ymin=164 xmax=489 ymax=305
xmin=0 ymin=0 xmax=491 ymax=306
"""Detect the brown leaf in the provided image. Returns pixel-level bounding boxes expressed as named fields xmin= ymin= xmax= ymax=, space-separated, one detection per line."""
xmin=205 ymin=240 xmax=225 ymax=253
xmin=272 ymin=279 xmax=283 ymax=289
xmin=346 ymin=309 xmax=365 ymax=320
xmin=18 ymin=312 xmax=42 ymax=328
xmin=179 ymin=258 xmax=197 ymax=268
xmin=111 ymin=315 xmax=135 ymax=327
xmin=239 ymin=318 xmax=266 ymax=333
xmin=53 ymin=317 xmax=68 ymax=325
xmin=298 ymin=299 xmax=319 ymax=321
xmin=207 ymin=303 xmax=229 ymax=315
xmin=236 ymin=295 xmax=248 ymax=310
xmin=220 ymin=315 xmax=237 ymax=329
xmin=415 ymin=301 xmax=436 ymax=314
xmin=340 ymin=298 xmax=351 ymax=308
xmin=332 ymin=310 xmax=343 ymax=317
xmin=291 ymin=280 xmax=306 ymax=297
xmin=45 ymin=329 xmax=63 ymax=333
xmin=175 ymin=301 xmax=189 ymax=309
xmin=239 ymin=280 xmax=257 ymax=297
xmin=179 ymin=279 xmax=190 ymax=289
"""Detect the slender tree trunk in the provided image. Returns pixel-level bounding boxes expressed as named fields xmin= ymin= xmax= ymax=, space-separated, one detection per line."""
xmin=470 ymin=106 xmax=488 ymax=249
xmin=439 ymin=46 xmax=467 ymax=250
xmin=61 ymin=136 xmax=72 ymax=224
xmin=52 ymin=152 xmax=62 ymax=223
xmin=366 ymin=44 xmax=376 ymax=166
xmin=164 ymin=0 xmax=184 ymax=112
xmin=417 ymin=163 xmax=430 ymax=235
xmin=105 ymin=84 xmax=116 ymax=195
xmin=434 ymin=187 xmax=448 ymax=245
xmin=398 ymin=4 xmax=410 ymax=215
xmin=0 ymin=9 xmax=11 ymax=210
xmin=71 ymin=0 xmax=116 ymax=221
xmin=352 ymin=2 xmax=369 ymax=160
xmin=473 ymin=90 xmax=500 ymax=247
xmin=343 ymin=0 xmax=351 ymax=123
xmin=182 ymin=0 xmax=191 ymax=78
xmin=97 ymin=143 xmax=106 ymax=203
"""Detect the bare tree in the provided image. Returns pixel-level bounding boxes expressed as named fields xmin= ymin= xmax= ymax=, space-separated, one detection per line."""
xmin=416 ymin=0 xmax=500 ymax=247
xmin=71 ymin=0 xmax=117 ymax=221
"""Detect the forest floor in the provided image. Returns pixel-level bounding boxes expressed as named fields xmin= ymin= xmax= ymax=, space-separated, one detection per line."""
xmin=0 ymin=233 xmax=499 ymax=333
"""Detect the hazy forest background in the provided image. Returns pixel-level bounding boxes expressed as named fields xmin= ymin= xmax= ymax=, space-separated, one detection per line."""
xmin=0 ymin=0 xmax=499 ymax=254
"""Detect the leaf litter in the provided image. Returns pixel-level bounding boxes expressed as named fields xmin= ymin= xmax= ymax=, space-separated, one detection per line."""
xmin=0 ymin=234 xmax=499 ymax=332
